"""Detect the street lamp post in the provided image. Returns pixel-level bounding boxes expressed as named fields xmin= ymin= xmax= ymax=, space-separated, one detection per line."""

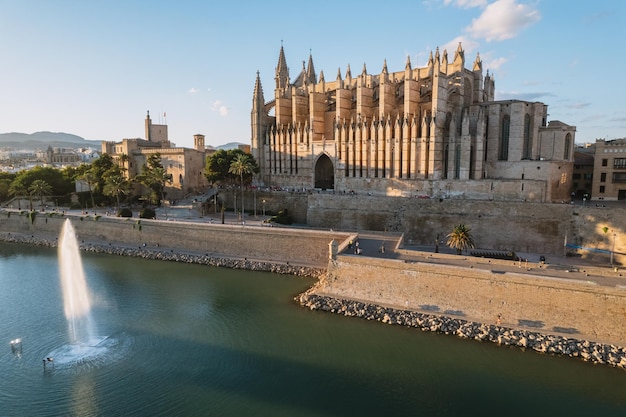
xmin=611 ymin=233 xmax=616 ymax=267
xmin=262 ymin=199 xmax=266 ymax=217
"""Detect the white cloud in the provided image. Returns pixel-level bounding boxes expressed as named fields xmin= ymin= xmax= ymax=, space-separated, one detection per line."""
xmin=444 ymin=0 xmax=488 ymax=8
xmin=188 ymin=87 xmax=199 ymax=94
xmin=211 ymin=100 xmax=229 ymax=117
xmin=485 ymin=56 xmax=507 ymax=71
xmin=466 ymin=0 xmax=541 ymax=42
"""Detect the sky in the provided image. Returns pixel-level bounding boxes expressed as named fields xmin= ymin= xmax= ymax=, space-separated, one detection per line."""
xmin=0 ymin=0 xmax=624 ymax=148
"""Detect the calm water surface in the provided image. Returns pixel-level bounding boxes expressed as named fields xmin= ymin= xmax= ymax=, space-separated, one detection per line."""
xmin=0 ymin=242 xmax=625 ymax=417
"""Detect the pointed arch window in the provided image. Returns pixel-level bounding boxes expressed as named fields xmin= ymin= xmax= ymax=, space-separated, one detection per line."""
xmin=499 ymin=115 xmax=510 ymax=161
xmin=522 ymin=114 xmax=532 ymax=159
xmin=454 ymin=144 xmax=461 ymax=179
xmin=564 ymin=133 xmax=571 ymax=160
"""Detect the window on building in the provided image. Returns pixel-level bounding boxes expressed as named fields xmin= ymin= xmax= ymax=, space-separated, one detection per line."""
xmin=614 ymin=158 xmax=626 ymax=169
xmin=600 ymin=173 xmax=607 ymax=182
xmin=599 ymin=185 xmax=605 ymax=193
xmin=499 ymin=115 xmax=510 ymax=161
xmin=564 ymin=133 xmax=571 ymax=160
xmin=602 ymin=159 xmax=608 ymax=167
xmin=573 ymin=173 xmax=581 ymax=180
xmin=584 ymin=173 xmax=593 ymax=180
xmin=613 ymin=172 xmax=626 ymax=183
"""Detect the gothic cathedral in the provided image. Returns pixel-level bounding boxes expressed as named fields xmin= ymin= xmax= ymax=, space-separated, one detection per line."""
xmin=251 ymin=44 xmax=576 ymax=202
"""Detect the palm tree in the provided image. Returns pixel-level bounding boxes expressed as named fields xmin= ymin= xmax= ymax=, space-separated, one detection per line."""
xmin=447 ymin=224 xmax=475 ymax=255
xmin=136 ymin=153 xmax=172 ymax=206
xmin=8 ymin=182 xmax=27 ymax=210
xmin=78 ymin=171 xmax=99 ymax=212
xmin=103 ymin=173 xmax=131 ymax=213
xmin=228 ymin=153 xmax=255 ymax=223
xmin=29 ymin=179 xmax=53 ymax=210
xmin=119 ymin=153 xmax=129 ymax=172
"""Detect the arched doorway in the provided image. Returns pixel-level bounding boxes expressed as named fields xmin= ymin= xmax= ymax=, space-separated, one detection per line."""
xmin=314 ymin=154 xmax=334 ymax=190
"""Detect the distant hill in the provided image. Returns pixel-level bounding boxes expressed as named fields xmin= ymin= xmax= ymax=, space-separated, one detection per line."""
xmin=0 ymin=131 xmax=246 ymax=152
xmin=0 ymin=131 xmax=100 ymax=151
xmin=215 ymin=142 xmax=247 ymax=150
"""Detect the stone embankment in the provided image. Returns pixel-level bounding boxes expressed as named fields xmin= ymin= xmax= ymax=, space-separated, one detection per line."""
xmin=298 ymin=292 xmax=626 ymax=370
xmin=0 ymin=233 xmax=324 ymax=279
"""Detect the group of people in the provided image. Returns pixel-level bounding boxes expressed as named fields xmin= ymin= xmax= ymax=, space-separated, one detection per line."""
xmin=348 ymin=239 xmax=363 ymax=255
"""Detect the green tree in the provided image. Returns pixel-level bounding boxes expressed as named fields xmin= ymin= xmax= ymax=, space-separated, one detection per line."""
xmin=136 ymin=153 xmax=172 ymax=206
xmin=447 ymin=224 xmax=475 ymax=255
xmin=29 ymin=179 xmax=53 ymax=210
xmin=118 ymin=153 xmax=129 ymax=171
xmin=0 ymin=172 xmax=16 ymax=202
xmin=204 ymin=149 xmax=259 ymax=186
xmin=77 ymin=171 xmax=100 ymax=211
xmin=229 ymin=153 xmax=256 ymax=220
xmin=11 ymin=166 xmax=72 ymax=196
xmin=103 ymin=173 xmax=131 ymax=213
xmin=8 ymin=180 xmax=27 ymax=209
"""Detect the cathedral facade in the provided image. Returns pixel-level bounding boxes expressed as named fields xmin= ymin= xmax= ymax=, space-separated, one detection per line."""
xmin=251 ymin=44 xmax=576 ymax=202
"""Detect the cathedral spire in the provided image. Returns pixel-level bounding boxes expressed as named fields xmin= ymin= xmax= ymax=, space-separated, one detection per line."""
xmin=472 ymin=52 xmax=482 ymax=71
xmin=275 ymin=43 xmax=290 ymax=89
xmin=405 ymin=55 xmax=411 ymax=70
xmin=306 ymin=50 xmax=317 ymax=84
xmin=253 ymin=70 xmax=265 ymax=109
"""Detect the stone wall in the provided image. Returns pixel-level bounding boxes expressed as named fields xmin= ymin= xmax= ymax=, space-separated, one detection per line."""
xmin=0 ymin=210 xmax=346 ymax=268
xmin=313 ymin=254 xmax=626 ymax=346
xmin=306 ymin=195 xmax=625 ymax=265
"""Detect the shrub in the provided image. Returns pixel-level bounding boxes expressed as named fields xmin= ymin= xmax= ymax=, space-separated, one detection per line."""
xmin=271 ymin=209 xmax=293 ymax=225
xmin=139 ymin=208 xmax=156 ymax=219
xmin=118 ymin=208 xmax=133 ymax=218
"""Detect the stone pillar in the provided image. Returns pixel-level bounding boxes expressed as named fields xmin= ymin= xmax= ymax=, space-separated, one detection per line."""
xmin=329 ymin=239 xmax=338 ymax=260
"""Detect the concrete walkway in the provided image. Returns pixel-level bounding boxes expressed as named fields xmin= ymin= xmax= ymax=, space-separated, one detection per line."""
xmin=347 ymin=232 xmax=625 ymax=289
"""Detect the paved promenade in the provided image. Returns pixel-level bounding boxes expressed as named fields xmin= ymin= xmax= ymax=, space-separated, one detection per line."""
xmin=346 ymin=232 xmax=625 ymax=289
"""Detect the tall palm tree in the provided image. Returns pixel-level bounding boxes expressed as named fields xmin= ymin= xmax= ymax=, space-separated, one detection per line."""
xmin=119 ymin=153 xmax=129 ymax=172
xmin=29 ymin=179 xmax=53 ymax=210
xmin=8 ymin=182 xmax=27 ymax=210
xmin=136 ymin=153 xmax=172 ymax=206
xmin=103 ymin=173 xmax=131 ymax=213
xmin=78 ymin=171 xmax=99 ymax=212
xmin=447 ymin=224 xmax=475 ymax=255
xmin=228 ymin=153 xmax=255 ymax=222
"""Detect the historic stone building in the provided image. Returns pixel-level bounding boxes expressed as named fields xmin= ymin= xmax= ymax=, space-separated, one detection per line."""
xmin=591 ymin=138 xmax=626 ymax=201
xmin=102 ymin=112 xmax=210 ymax=199
xmin=251 ymin=44 xmax=576 ymax=202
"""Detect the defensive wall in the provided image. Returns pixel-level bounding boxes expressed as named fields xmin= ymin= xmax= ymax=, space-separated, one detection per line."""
xmin=0 ymin=210 xmax=348 ymax=268
xmin=217 ymin=190 xmax=623 ymax=264
xmin=304 ymin=194 xmax=624 ymax=264
xmin=314 ymin=253 xmax=626 ymax=347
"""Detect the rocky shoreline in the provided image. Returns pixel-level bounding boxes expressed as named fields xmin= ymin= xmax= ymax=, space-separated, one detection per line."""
xmin=298 ymin=291 xmax=626 ymax=370
xmin=0 ymin=232 xmax=325 ymax=279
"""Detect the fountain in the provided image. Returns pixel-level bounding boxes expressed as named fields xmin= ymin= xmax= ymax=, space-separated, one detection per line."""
xmin=46 ymin=219 xmax=118 ymax=368
xmin=58 ymin=218 xmax=96 ymax=343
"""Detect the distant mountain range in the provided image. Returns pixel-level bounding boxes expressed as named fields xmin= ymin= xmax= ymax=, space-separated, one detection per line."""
xmin=0 ymin=131 xmax=245 ymax=152
xmin=0 ymin=132 xmax=100 ymax=151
